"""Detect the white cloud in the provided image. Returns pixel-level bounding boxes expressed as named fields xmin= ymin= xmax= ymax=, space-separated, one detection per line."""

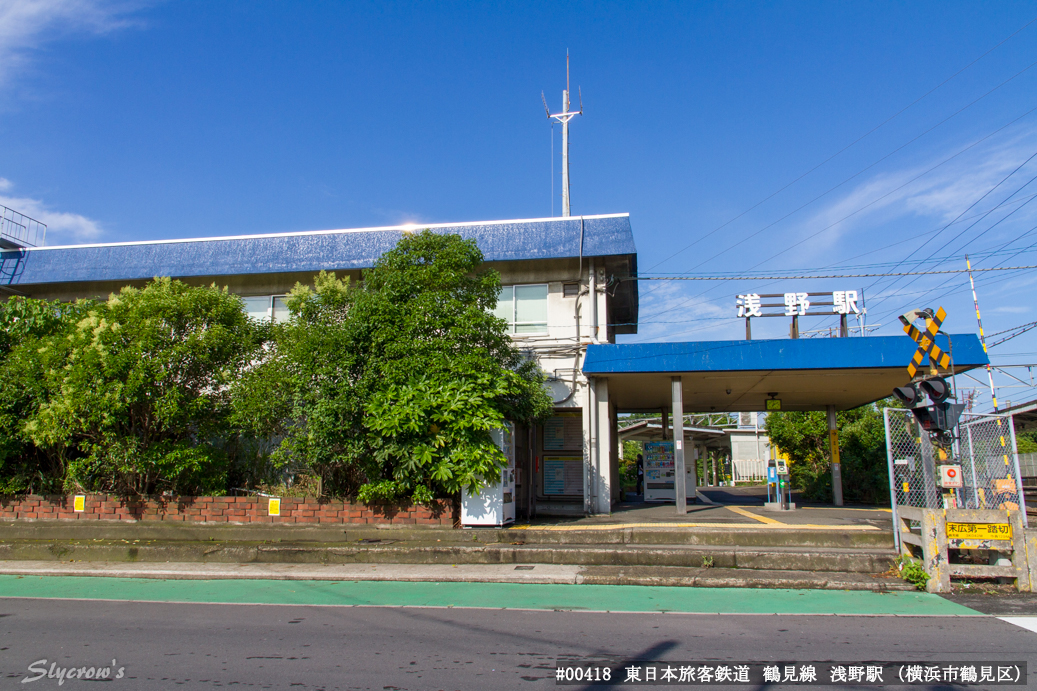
xmin=0 ymin=184 xmax=101 ymax=243
xmin=786 ymin=126 xmax=1037 ymax=264
xmin=0 ymin=0 xmax=148 ymax=85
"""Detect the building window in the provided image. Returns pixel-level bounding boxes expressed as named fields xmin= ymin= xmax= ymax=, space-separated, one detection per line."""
xmin=273 ymin=297 xmax=290 ymax=323
xmin=494 ymin=284 xmax=548 ymax=334
xmin=242 ymin=295 xmax=290 ymax=323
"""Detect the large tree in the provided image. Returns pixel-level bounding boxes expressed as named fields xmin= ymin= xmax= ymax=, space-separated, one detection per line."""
xmin=235 ymin=230 xmax=552 ymax=502
xmin=22 ymin=278 xmax=267 ymax=495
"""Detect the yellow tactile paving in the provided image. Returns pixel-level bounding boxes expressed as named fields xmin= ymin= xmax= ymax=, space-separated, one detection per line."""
xmin=800 ymin=507 xmax=892 ymax=512
xmin=508 ymin=522 xmax=879 ymax=531
xmin=724 ymin=505 xmax=782 ymax=525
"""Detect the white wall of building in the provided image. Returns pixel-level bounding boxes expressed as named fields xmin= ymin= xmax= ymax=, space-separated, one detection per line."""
xmin=494 ymin=259 xmax=614 ymax=515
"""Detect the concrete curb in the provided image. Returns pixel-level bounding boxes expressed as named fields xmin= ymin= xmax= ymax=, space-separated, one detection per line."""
xmin=0 ymin=561 xmax=582 ymax=584
xmin=0 ymin=561 xmax=915 ymax=591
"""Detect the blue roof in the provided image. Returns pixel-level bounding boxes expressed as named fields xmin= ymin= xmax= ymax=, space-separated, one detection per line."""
xmin=582 ymin=334 xmax=989 ymax=374
xmin=0 ymin=214 xmax=635 ymax=287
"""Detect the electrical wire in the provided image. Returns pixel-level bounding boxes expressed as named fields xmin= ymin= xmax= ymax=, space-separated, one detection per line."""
xmin=629 ymin=264 xmax=1037 ymax=280
xmin=639 ymin=105 xmax=1037 ymax=322
xmin=642 ymin=14 xmax=1037 ymax=276
xmin=857 ymin=153 xmax=1037 ymax=311
xmin=988 ymin=321 xmax=1037 ymax=348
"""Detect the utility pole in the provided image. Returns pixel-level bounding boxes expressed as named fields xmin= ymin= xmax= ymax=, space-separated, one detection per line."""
xmin=542 ymin=53 xmax=582 ymax=217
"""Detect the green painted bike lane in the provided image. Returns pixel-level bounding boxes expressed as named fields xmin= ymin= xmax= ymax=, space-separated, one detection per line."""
xmin=0 ymin=575 xmax=979 ymax=615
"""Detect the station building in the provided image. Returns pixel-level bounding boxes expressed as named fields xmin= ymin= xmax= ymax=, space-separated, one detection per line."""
xmin=0 ymin=213 xmax=990 ymax=518
xmin=1 ymin=214 xmax=637 ymax=517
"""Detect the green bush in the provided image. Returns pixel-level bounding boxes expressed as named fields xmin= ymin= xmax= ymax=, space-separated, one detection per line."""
xmin=895 ymin=555 xmax=931 ymax=590
xmin=1 ymin=232 xmax=551 ymax=502
xmin=8 ymin=279 xmax=266 ymax=496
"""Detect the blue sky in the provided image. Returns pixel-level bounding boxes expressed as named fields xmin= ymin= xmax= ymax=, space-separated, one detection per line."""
xmin=4 ymin=1 xmax=1037 ymax=411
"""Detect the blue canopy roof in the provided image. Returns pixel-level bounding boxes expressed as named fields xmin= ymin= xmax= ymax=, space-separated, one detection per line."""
xmin=0 ymin=214 xmax=635 ymax=287
xmin=583 ymin=335 xmax=988 ymax=412
xmin=583 ymin=334 xmax=987 ymax=373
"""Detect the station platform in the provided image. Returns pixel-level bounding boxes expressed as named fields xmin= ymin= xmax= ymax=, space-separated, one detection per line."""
xmin=519 ymin=486 xmax=892 ymax=532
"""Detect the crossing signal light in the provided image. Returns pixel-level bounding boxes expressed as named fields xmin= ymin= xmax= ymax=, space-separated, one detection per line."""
xmin=892 ymin=385 xmax=922 ymax=407
xmin=892 ymin=377 xmax=962 ymax=432
xmin=920 ymin=377 xmax=950 ymax=403
xmin=908 ymin=401 xmax=964 ymax=432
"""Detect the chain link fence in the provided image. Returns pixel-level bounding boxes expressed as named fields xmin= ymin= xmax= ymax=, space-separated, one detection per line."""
xmin=883 ymin=409 xmax=1029 ymax=540
xmin=1017 ymin=452 xmax=1037 ymax=478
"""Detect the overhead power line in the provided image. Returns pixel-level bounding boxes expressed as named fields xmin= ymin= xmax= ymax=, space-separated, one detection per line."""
xmin=642 ymin=13 xmax=1037 ymax=275
xmin=638 ymin=104 xmax=1037 ymax=322
xmin=988 ymin=320 xmax=1037 ymax=348
xmin=630 ymin=264 xmax=1037 ymax=281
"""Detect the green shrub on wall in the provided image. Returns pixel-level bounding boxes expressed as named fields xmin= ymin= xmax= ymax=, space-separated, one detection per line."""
xmin=0 ymin=296 xmax=93 ymax=494
xmin=6 ymin=278 xmax=267 ymax=496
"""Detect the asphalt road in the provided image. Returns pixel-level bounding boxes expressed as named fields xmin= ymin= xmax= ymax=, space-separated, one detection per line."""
xmin=2 ymin=598 xmax=1035 ymax=690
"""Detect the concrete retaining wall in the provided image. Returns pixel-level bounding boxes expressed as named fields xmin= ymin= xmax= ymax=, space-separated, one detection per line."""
xmin=0 ymin=494 xmax=457 ymax=526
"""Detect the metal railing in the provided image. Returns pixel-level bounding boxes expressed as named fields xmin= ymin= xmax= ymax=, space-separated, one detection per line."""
xmin=732 ymin=458 xmax=768 ymax=483
xmin=0 ymin=205 xmax=46 ymax=248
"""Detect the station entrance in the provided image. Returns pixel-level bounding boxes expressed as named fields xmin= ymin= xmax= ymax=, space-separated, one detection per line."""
xmin=579 ymin=334 xmax=990 ymax=517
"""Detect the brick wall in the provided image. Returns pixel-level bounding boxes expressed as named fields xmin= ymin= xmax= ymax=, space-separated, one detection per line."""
xmin=0 ymin=494 xmax=457 ymax=526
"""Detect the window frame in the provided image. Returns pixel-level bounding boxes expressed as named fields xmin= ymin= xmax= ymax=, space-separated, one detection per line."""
xmin=495 ymin=283 xmax=549 ymax=336
xmin=242 ymin=295 xmax=290 ymax=323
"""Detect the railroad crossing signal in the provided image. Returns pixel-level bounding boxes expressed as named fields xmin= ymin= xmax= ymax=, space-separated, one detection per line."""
xmin=900 ymin=307 xmax=951 ymax=378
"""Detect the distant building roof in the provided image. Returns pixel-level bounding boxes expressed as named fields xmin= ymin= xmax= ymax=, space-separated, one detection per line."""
xmin=0 ymin=213 xmax=636 ymax=287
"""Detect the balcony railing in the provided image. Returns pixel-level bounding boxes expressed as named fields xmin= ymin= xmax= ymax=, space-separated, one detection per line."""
xmin=0 ymin=205 xmax=46 ymax=248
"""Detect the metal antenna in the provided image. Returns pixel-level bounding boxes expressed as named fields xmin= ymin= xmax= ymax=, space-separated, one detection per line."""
xmin=543 ymin=51 xmax=582 ymax=217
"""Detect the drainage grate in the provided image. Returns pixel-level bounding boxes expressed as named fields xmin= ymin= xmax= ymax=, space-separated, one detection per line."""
xmin=514 ymin=565 xmax=535 ymax=571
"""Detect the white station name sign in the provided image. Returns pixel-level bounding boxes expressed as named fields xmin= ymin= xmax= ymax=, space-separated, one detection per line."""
xmin=736 ymin=291 xmax=861 ymax=318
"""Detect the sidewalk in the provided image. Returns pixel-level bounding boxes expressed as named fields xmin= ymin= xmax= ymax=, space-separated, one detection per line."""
xmin=0 ymin=568 xmax=959 ymax=613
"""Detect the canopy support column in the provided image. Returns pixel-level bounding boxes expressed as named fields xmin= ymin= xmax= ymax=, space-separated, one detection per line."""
xmin=672 ymin=376 xmax=687 ymax=515
xmin=828 ymin=405 xmax=844 ymax=506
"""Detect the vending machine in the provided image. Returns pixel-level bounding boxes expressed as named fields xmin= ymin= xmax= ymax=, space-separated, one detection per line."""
xmin=644 ymin=440 xmax=698 ymax=503
xmin=461 ymin=422 xmax=516 ymax=527
xmin=643 ymin=441 xmax=675 ymax=502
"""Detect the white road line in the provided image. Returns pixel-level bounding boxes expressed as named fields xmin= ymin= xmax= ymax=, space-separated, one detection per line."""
xmin=999 ymin=617 xmax=1037 ymax=634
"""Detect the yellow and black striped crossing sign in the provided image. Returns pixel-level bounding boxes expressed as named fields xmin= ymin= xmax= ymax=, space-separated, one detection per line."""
xmin=901 ymin=307 xmax=951 ymax=378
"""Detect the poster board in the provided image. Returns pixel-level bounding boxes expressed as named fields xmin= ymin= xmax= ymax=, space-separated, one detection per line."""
xmin=544 ymin=412 xmax=583 ymax=451
xmin=543 ymin=456 xmax=583 ymax=495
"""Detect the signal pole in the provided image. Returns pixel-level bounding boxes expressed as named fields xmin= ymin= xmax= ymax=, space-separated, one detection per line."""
xmin=966 ymin=255 xmax=999 ymax=412
xmin=542 ymin=53 xmax=582 ymax=217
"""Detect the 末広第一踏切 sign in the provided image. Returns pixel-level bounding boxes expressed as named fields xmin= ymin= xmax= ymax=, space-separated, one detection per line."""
xmin=736 ymin=291 xmax=861 ymax=318
xmin=946 ymin=522 xmax=1013 ymax=540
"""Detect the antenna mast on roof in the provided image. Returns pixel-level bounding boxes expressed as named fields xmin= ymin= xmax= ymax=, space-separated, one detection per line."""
xmin=541 ymin=52 xmax=582 ymax=218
